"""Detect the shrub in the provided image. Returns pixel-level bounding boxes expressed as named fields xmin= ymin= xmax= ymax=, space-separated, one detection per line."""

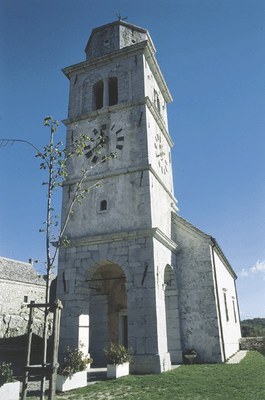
xmin=58 ymin=347 xmax=93 ymax=377
xmin=0 ymin=362 xmax=13 ymax=387
xmin=104 ymin=343 xmax=132 ymax=365
xmin=183 ymin=348 xmax=197 ymax=356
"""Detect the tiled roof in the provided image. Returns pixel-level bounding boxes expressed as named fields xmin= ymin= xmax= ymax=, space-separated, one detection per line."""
xmin=0 ymin=257 xmax=45 ymax=286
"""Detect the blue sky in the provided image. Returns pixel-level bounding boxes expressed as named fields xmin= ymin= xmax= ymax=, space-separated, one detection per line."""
xmin=0 ymin=0 xmax=264 ymax=319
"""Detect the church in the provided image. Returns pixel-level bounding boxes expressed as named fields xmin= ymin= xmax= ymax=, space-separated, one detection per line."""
xmin=56 ymin=20 xmax=241 ymax=374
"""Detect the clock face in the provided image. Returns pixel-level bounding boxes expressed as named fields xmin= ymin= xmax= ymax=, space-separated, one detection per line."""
xmin=84 ymin=124 xmax=124 ymax=164
xmin=154 ymin=133 xmax=168 ymax=175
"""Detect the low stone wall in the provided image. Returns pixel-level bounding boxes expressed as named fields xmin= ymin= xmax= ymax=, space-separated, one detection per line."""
xmin=240 ymin=337 xmax=265 ymax=350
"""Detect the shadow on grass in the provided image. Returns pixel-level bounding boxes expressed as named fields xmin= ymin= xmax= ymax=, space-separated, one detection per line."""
xmin=258 ymin=350 xmax=265 ymax=357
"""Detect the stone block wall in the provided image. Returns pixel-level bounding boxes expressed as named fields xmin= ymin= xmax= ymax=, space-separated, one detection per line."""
xmin=172 ymin=215 xmax=223 ymax=363
xmin=57 ymin=229 xmax=173 ymax=373
xmin=0 ymin=280 xmax=45 ymax=338
xmin=240 ymin=337 xmax=265 ymax=350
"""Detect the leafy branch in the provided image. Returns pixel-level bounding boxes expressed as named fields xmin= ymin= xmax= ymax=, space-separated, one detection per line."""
xmin=0 ymin=116 xmax=116 ymax=400
xmin=0 ymin=116 xmax=116 ymax=296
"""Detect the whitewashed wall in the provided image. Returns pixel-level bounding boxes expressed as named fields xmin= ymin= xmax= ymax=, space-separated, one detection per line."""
xmin=213 ymin=249 xmax=241 ymax=359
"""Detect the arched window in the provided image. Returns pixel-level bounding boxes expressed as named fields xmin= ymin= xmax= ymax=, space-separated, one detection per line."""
xmin=93 ymin=77 xmax=118 ymax=110
xmin=100 ymin=199 xmax=107 ymax=211
xmin=109 ymin=77 xmax=118 ymax=106
xmin=93 ymin=80 xmax=104 ymax=110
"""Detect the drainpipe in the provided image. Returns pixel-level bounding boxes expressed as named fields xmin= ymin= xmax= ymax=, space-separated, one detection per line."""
xmin=210 ymin=240 xmax=226 ymax=362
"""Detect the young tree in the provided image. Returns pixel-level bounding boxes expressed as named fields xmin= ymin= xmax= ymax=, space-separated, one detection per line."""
xmin=37 ymin=116 xmax=110 ymax=305
xmin=0 ymin=116 xmax=115 ymax=399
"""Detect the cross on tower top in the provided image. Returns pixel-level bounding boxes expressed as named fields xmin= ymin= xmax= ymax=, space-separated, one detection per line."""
xmin=116 ymin=12 xmax=128 ymax=21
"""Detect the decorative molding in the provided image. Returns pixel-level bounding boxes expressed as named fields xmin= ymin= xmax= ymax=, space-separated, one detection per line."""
xmin=62 ymin=164 xmax=149 ymax=185
xmin=63 ymin=41 xmax=150 ymax=79
xmin=143 ymin=43 xmax=173 ymax=103
xmin=62 ymin=163 xmax=178 ymax=207
xmin=153 ymin=228 xmax=179 ymax=253
xmin=64 ymin=227 xmax=178 ymax=253
xmin=62 ymin=99 xmax=146 ymax=126
xmin=145 ymin=97 xmax=173 ymax=147
xmin=149 ymin=165 xmax=178 ymax=206
xmin=62 ymin=40 xmax=172 ymax=103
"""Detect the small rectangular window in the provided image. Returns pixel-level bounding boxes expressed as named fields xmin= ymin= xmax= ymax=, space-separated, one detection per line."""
xmin=232 ymin=298 xmax=237 ymax=323
xmin=24 ymin=296 xmax=28 ymax=303
xmin=223 ymin=291 xmax=229 ymax=322
xmin=100 ymin=199 xmax=107 ymax=211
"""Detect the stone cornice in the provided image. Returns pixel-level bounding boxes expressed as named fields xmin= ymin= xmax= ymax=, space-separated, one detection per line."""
xmin=62 ymin=96 xmax=173 ymax=149
xmin=63 ymin=41 xmax=150 ymax=78
xmin=143 ymin=43 xmax=172 ymax=103
xmin=65 ymin=227 xmax=178 ymax=253
xmin=62 ymin=163 xmax=177 ymax=206
xmin=62 ymin=164 xmax=149 ymax=186
xmin=148 ymin=165 xmax=178 ymax=205
xmin=153 ymin=228 xmax=179 ymax=253
xmin=62 ymin=98 xmax=146 ymax=126
xmin=145 ymin=97 xmax=173 ymax=147
xmin=62 ymin=40 xmax=172 ymax=104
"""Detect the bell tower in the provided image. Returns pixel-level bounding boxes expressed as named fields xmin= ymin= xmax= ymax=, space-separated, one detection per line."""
xmin=57 ymin=20 xmax=182 ymax=374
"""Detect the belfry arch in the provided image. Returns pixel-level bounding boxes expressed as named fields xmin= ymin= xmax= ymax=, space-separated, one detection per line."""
xmin=87 ymin=262 xmax=127 ymax=367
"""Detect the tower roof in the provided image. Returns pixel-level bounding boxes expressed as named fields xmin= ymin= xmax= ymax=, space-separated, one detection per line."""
xmin=85 ymin=19 xmax=156 ymax=60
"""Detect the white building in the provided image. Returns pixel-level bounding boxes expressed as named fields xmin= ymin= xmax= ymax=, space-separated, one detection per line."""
xmin=57 ymin=20 xmax=241 ymax=373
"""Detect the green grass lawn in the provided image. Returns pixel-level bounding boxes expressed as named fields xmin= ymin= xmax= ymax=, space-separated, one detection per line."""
xmin=45 ymin=351 xmax=265 ymax=400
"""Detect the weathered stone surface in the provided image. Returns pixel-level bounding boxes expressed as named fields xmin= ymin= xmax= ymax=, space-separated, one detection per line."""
xmin=57 ymin=19 xmax=241 ymax=373
xmin=240 ymin=337 xmax=265 ymax=350
xmin=0 ymin=257 xmax=46 ymax=338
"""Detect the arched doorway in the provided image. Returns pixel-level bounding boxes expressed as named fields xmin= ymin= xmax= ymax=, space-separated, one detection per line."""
xmin=88 ymin=262 xmax=127 ymax=366
xmin=164 ymin=264 xmax=182 ymax=364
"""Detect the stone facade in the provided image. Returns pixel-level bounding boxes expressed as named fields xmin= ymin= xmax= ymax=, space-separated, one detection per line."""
xmin=0 ymin=257 xmax=46 ymax=338
xmin=57 ymin=20 xmax=241 ymax=373
xmin=172 ymin=214 xmax=241 ymax=362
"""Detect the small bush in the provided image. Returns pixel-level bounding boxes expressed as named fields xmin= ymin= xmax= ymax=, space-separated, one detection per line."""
xmin=183 ymin=348 xmax=197 ymax=356
xmin=0 ymin=362 xmax=13 ymax=387
xmin=104 ymin=343 xmax=132 ymax=365
xmin=58 ymin=347 xmax=92 ymax=378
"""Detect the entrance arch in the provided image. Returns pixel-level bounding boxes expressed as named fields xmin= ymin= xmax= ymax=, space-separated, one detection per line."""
xmin=88 ymin=262 xmax=127 ymax=366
